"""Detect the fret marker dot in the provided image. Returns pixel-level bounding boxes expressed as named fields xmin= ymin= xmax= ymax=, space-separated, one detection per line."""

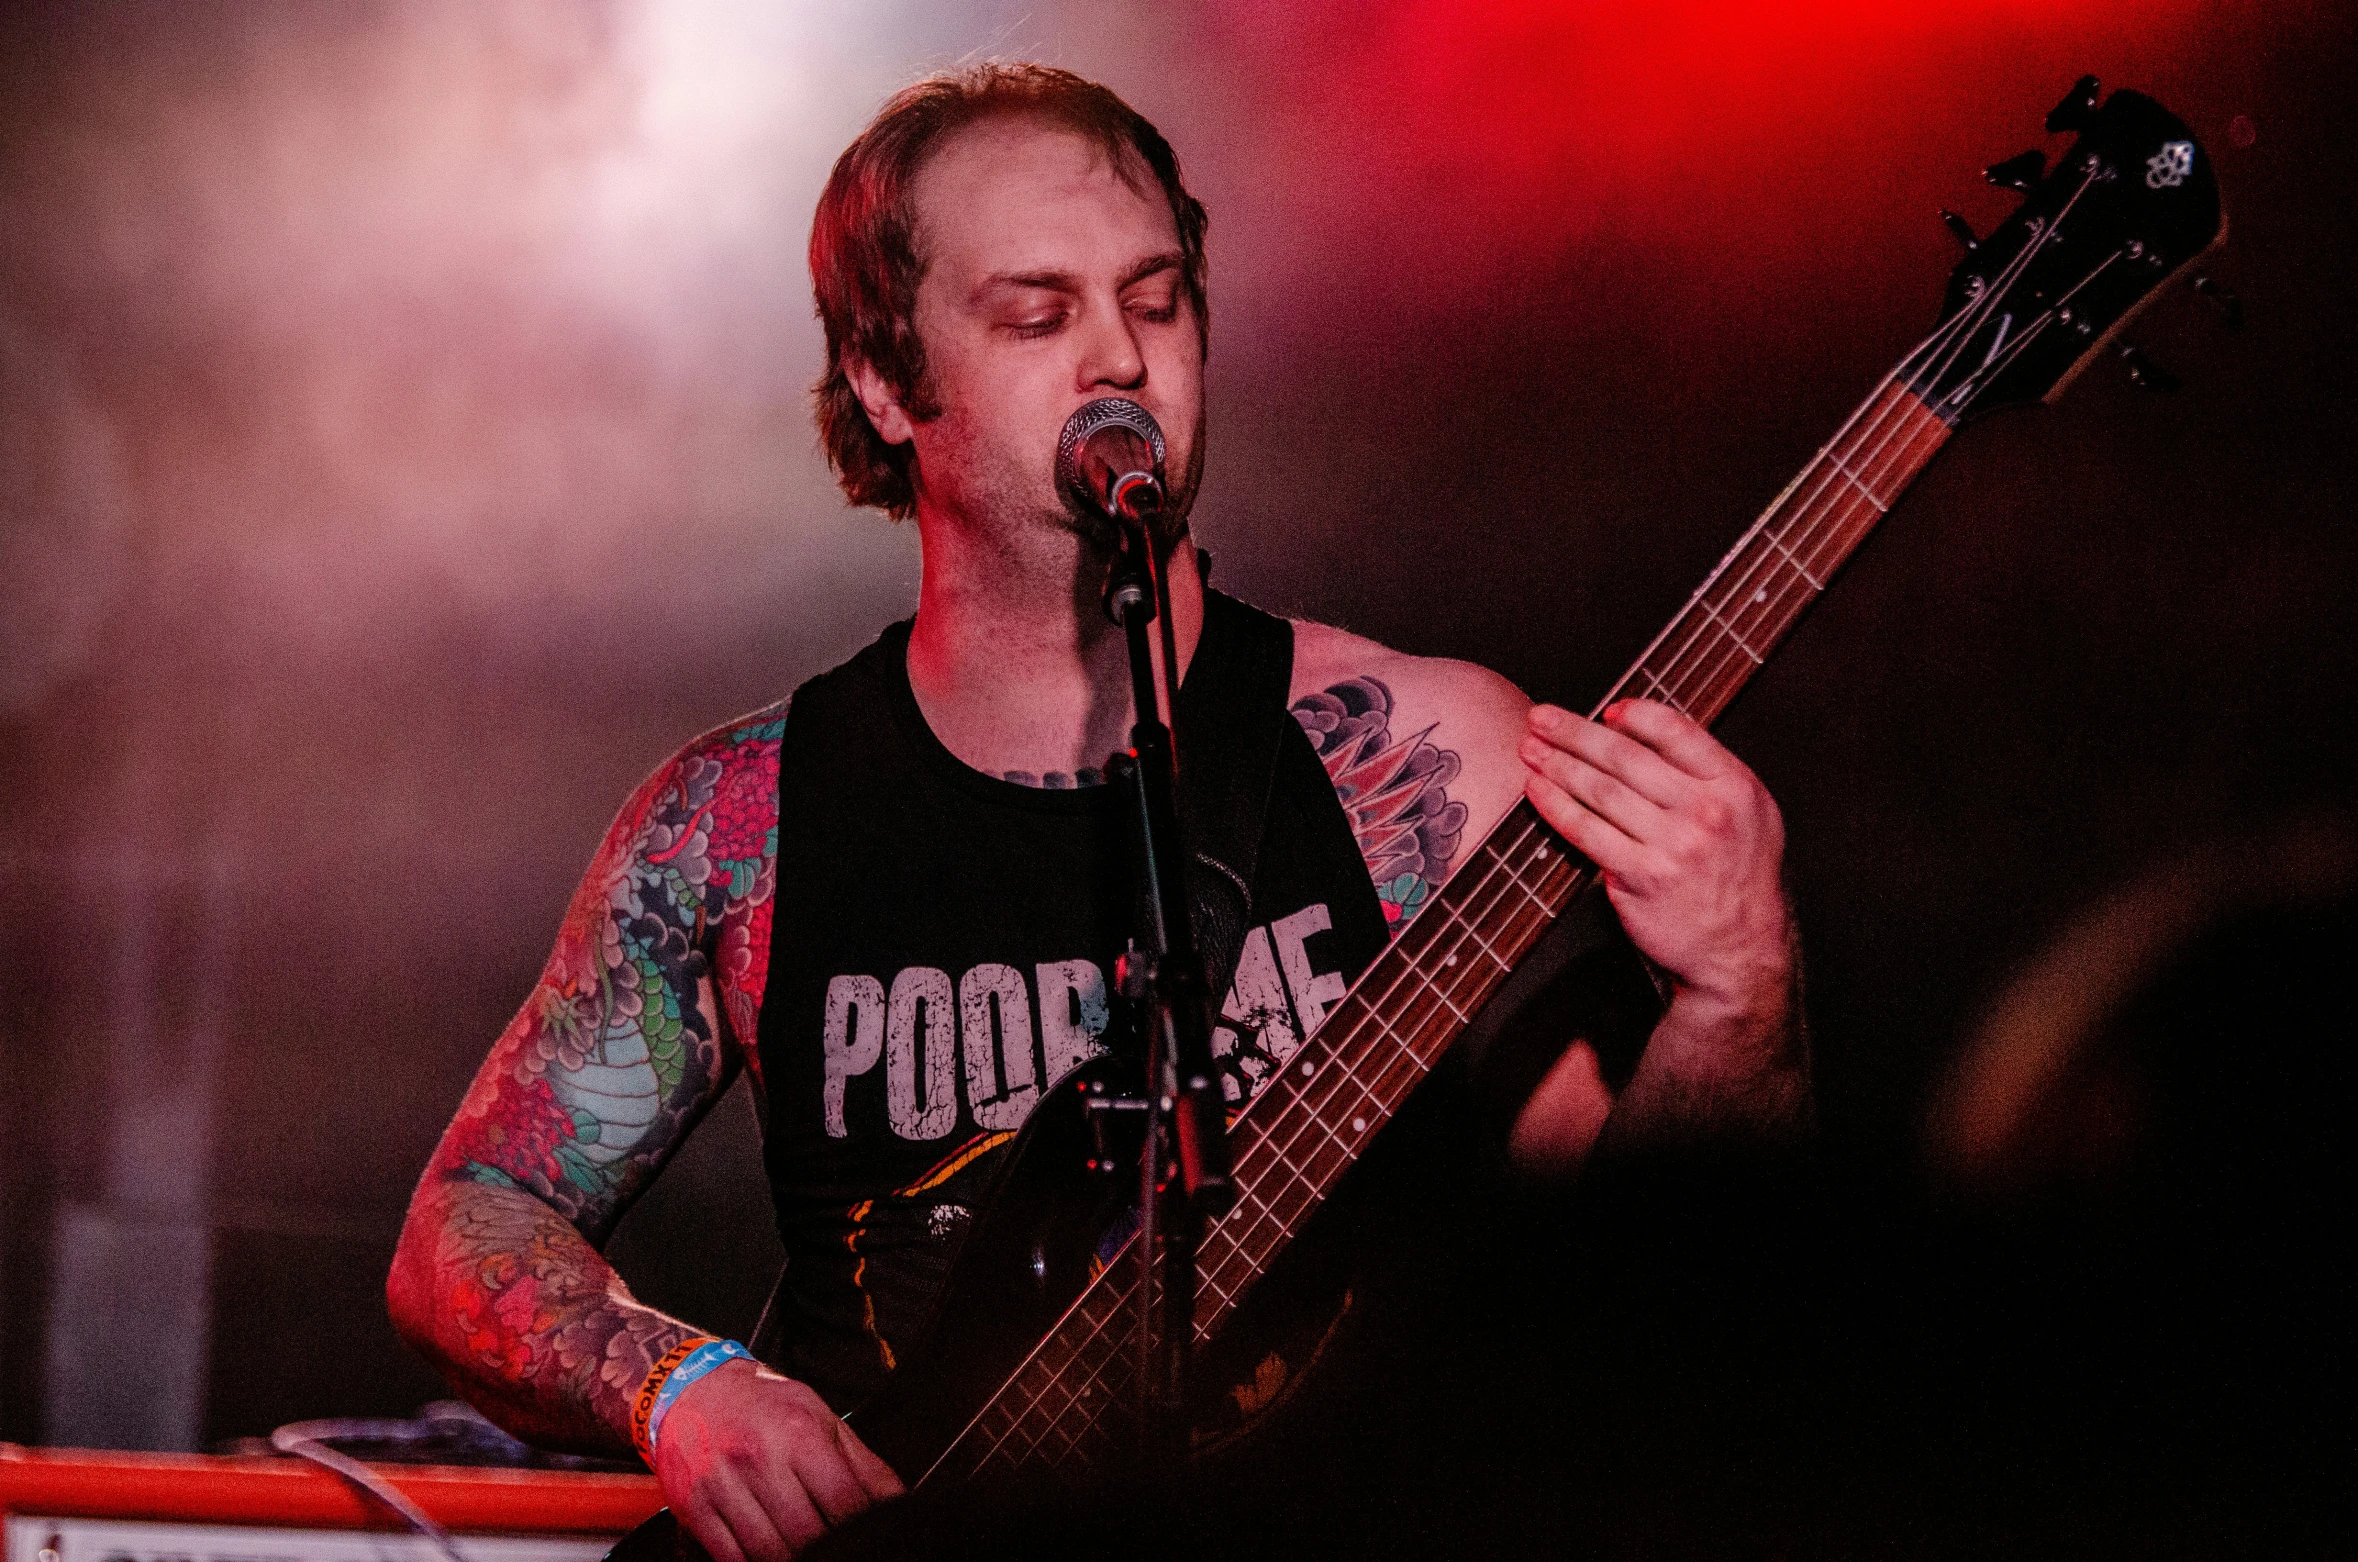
xmin=1352 ymin=1117 xmax=1367 ymax=1133
xmin=1301 ymin=1061 xmax=1315 ymax=1077
xmin=1445 ymin=954 xmax=1457 ymax=966
xmin=1752 ymin=588 xmax=1767 ymax=603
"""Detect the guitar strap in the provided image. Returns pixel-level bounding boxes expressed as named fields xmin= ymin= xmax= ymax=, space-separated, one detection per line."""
xmin=1169 ymin=578 xmax=1297 ymax=1005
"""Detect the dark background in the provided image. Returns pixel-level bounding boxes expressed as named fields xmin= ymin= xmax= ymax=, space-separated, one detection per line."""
xmin=1 ymin=0 xmax=2350 ymax=1453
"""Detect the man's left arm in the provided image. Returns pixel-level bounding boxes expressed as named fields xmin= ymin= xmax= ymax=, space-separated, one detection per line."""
xmin=1287 ymin=631 xmax=1808 ymax=1176
xmin=1510 ymin=698 xmax=1810 ymax=1173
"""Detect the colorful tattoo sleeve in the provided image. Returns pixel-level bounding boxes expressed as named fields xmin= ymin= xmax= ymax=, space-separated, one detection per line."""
xmin=393 ymin=702 xmax=785 ymax=1451
xmin=1291 ymin=677 xmax=1469 ymax=932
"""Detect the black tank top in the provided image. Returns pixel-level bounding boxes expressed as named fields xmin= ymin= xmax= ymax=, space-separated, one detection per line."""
xmin=756 ymin=590 xmax=1388 ymax=1410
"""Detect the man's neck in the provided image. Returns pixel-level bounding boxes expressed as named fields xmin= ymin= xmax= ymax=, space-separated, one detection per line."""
xmin=905 ymin=514 xmax=1205 ymax=785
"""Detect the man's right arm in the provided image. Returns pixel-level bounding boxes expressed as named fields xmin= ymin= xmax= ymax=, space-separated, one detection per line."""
xmin=387 ymin=742 xmax=751 ymax=1450
xmin=387 ymin=718 xmax=901 ymax=1559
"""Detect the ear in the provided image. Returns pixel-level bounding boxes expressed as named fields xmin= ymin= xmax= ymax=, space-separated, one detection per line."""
xmin=844 ymin=357 xmax=917 ymax=447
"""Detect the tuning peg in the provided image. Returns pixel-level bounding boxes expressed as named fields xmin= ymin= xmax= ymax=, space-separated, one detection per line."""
xmin=1940 ymin=209 xmax=1979 ymax=252
xmin=2193 ymin=274 xmax=2245 ymax=331
xmin=2119 ymin=344 xmax=2179 ymax=392
xmin=1985 ymin=150 xmax=2046 ymax=194
xmin=2046 ymin=74 xmax=2102 ymax=134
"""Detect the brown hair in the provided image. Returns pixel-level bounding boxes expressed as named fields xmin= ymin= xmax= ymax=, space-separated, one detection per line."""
xmin=809 ymin=63 xmax=1209 ymax=519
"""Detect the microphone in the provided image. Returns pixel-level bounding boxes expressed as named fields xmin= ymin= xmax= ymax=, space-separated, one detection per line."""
xmin=1056 ymin=398 xmax=1167 ymax=526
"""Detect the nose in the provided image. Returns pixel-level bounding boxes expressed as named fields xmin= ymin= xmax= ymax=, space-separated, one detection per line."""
xmin=1074 ymin=297 xmax=1146 ymax=393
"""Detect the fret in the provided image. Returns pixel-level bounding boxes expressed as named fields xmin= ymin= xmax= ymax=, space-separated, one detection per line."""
xmin=1358 ymin=1002 xmax=1433 ymax=1083
xmin=1719 ymin=552 xmax=1786 ymax=652
xmin=1032 ymin=1414 xmax=1081 ymax=1468
xmin=1856 ymin=391 xmax=1938 ymax=485
xmin=1825 ymin=449 xmax=1891 ymax=512
xmin=1246 ymin=1093 xmax=1333 ymax=1182
xmin=1695 ymin=593 xmax=1768 ymax=666
xmin=1199 ymin=1236 xmax=1270 ymax=1314
xmin=1418 ymin=977 xmax=1470 ymax=1026
xmin=1433 ymin=897 xmax=1512 ymax=978
xmin=1758 ymin=524 xmax=1826 ymax=590
xmin=1003 ymin=1313 xmax=1135 ymax=1474
xmin=1204 ymin=1226 xmax=1265 ymax=1280
xmin=1637 ymin=663 xmax=1684 ymax=711
xmin=1311 ymin=1066 xmax=1388 ymax=1156
xmin=1458 ymin=848 xmax=1550 ymax=956
xmin=1782 ymin=481 xmax=1864 ymax=580
xmin=1226 ymin=1171 xmax=1297 ymax=1246
xmin=1026 ymin=1371 xmax=1082 ymax=1438
xmin=1273 ymin=1079 xmax=1369 ymax=1171
xmin=1235 ymin=1170 xmax=1311 ymax=1255
xmin=1488 ymin=836 xmax=1567 ymax=915
xmin=1258 ymin=1150 xmax=1323 ymax=1229
xmin=1059 ymin=1316 xmax=1133 ymax=1409
xmin=1790 ymin=496 xmax=1880 ymax=602
xmin=1008 ymin=1355 xmax=1076 ymax=1436
xmin=1000 ymin=1394 xmax=1057 ymax=1468
xmin=1278 ymin=1085 xmax=1367 ymax=1179
xmin=1342 ymin=984 xmax=1429 ymax=1055
xmin=1247 ymin=1087 xmax=1338 ymax=1177
xmin=1245 ymin=1108 xmax=1358 ymax=1217
xmin=1326 ymin=1029 xmax=1395 ymax=1107
xmin=974 ymin=1402 xmax=1016 ymax=1454
xmin=1490 ymin=853 xmax=1560 ymax=920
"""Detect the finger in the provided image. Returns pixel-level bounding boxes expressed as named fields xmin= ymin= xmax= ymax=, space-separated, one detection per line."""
xmin=1520 ymin=731 xmax=1665 ymax=845
xmin=1526 ymin=770 xmax=1647 ymax=884
xmin=789 ymin=1425 xmax=880 ymax=1527
xmin=678 ymin=1510 xmax=749 ymax=1562
xmin=1528 ymin=704 xmax=1693 ymax=809
xmin=837 ymin=1422 xmax=907 ymax=1501
xmin=689 ymin=1469 xmax=788 ymax=1562
xmin=1599 ymin=698 xmax=1734 ymax=782
xmin=742 ymin=1463 xmax=828 ymax=1556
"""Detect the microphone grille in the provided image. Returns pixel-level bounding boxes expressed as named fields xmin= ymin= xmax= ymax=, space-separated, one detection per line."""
xmin=1055 ymin=397 xmax=1167 ymax=494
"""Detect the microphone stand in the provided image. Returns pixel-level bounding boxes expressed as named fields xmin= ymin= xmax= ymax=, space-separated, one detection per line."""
xmin=1099 ymin=511 xmax=1234 ymax=1482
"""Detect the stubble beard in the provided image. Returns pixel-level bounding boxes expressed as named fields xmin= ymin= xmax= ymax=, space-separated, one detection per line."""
xmin=915 ymin=404 xmax=1207 ymax=620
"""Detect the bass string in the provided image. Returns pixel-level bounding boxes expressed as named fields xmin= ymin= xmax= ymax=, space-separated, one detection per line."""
xmin=1180 ymin=301 xmax=2020 ymax=1393
xmin=1594 ymin=299 xmax=1979 ymax=726
xmin=1655 ymin=395 xmax=1950 ymax=724
xmin=1655 ymin=284 xmax=2002 ymax=714
xmin=953 ymin=809 xmax=1570 ymax=1475
xmin=1634 ymin=362 xmax=1960 ymax=722
xmin=1649 ymin=165 xmax=2101 ymax=716
xmin=1192 ymin=814 xmax=1576 ymax=1315
xmin=1642 ymin=372 xmax=1935 ymax=717
xmin=962 ymin=812 xmax=1557 ymax=1471
xmin=1630 ymin=194 xmax=2055 ymax=721
xmin=1066 ymin=834 xmax=1569 ymax=1465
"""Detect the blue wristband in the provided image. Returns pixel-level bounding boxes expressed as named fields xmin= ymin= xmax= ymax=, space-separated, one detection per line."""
xmin=645 ymin=1339 xmax=756 ymax=1456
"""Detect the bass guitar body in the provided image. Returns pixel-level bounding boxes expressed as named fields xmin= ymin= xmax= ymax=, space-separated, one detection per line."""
xmin=608 ymin=1048 xmax=1386 ymax=1562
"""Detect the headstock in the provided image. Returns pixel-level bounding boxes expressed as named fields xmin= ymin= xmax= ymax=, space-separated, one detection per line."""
xmin=1907 ymin=77 xmax=2224 ymax=423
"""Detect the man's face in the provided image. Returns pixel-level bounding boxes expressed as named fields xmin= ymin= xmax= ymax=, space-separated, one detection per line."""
xmin=887 ymin=115 xmax=1203 ymax=547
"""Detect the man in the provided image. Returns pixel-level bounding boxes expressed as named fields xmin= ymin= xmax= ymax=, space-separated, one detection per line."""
xmin=389 ymin=63 xmax=1806 ymax=1562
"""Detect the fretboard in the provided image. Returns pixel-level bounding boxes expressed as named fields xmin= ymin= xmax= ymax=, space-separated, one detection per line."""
xmin=926 ymin=375 xmax=1955 ymax=1485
